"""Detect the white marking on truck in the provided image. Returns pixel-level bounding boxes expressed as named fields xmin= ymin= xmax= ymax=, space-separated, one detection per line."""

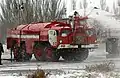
xmin=7 ymin=34 xmax=39 ymax=39
xmin=57 ymin=44 xmax=78 ymax=49
xmin=48 ymin=30 xmax=57 ymax=46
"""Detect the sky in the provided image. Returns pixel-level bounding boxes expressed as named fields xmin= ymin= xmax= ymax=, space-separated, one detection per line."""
xmin=0 ymin=0 xmax=118 ymax=16
xmin=0 ymin=0 xmax=118 ymax=12
xmin=66 ymin=0 xmax=117 ymax=16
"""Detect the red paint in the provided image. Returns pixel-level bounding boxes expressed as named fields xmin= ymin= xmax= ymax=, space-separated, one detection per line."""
xmin=33 ymin=47 xmax=42 ymax=57
xmin=7 ymin=13 xmax=97 ymax=59
xmin=45 ymin=47 xmax=53 ymax=58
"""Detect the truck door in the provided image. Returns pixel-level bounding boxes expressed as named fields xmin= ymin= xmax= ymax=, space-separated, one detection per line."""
xmin=60 ymin=29 xmax=72 ymax=44
xmin=48 ymin=30 xmax=57 ymax=46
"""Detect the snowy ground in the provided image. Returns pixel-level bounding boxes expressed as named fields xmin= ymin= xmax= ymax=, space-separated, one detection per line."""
xmin=1 ymin=9 xmax=120 ymax=78
xmin=2 ymin=8 xmax=120 ymax=77
xmin=0 ymin=43 xmax=120 ymax=78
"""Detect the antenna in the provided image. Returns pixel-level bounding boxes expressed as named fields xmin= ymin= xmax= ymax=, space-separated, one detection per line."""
xmin=86 ymin=7 xmax=99 ymax=17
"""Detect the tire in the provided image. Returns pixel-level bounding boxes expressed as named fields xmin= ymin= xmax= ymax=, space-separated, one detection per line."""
xmin=12 ymin=45 xmax=22 ymax=61
xmin=19 ymin=42 xmax=32 ymax=61
xmin=62 ymin=51 xmax=75 ymax=61
xmin=62 ymin=49 xmax=89 ymax=62
xmin=44 ymin=44 xmax=60 ymax=62
xmin=13 ymin=42 xmax=32 ymax=62
xmin=24 ymin=53 xmax=32 ymax=61
xmin=75 ymin=49 xmax=89 ymax=61
xmin=33 ymin=43 xmax=45 ymax=61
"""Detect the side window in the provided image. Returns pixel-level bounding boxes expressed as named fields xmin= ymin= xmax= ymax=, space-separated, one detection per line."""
xmin=61 ymin=30 xmax=71 ymax=37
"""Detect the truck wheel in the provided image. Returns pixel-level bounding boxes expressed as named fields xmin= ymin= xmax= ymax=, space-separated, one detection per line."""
xmin=19 ymin=42 xmax=32 ymax=61
xmin=75 ymin=49 xmax=89 ymax=61
xmin=24 ymin=53 xmax=32 ymax=61
xmin=12 ymin=45 xmax=22 ymax=61
xmin=62 ymin=49 xmax=88 ymax=61
xmin=44 ymin=44 xmax=60 ymax=62
xmin=13 ymin=47 xmax=19 ymax=61
xmin=33 ymin=43 xmax=44 ymax=61
xmin=62 ymin=53 xmax=75 ymax=61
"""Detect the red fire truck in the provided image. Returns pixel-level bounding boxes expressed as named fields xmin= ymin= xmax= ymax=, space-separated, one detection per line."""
xmin=7 ymin=12 xmax=98 ymax=62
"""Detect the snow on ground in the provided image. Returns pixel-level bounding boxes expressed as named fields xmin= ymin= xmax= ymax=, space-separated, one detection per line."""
xmin=1 ymin=9 xmax=120 ymax=77
xmin=1 ymin=43 xmax=120 ymax=78
xmin=0 ymin=76 xmax=25 ymax=78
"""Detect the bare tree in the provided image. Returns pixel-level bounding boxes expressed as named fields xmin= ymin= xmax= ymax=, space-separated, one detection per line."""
xmin=113 ymin=2 xmax=119 ymax=15
xmin=100 ymin=0 xmax=106 ymax=10
xmin=83 ymin=0 xmax=88 ymax=9
xmin=40 ymin=0 xmax=65 ymax=22
xmin=79 ymin=2 xmax=82 ymax=9
xmin=0 ymin=0 xmax=20 ymax=43
xmin=82 ymin=0 xmax=88 ymax=16
xmin=77 ymin=0 xmax=87 ymax=10
xmin=118 ymin=0 xmax=120 ymax=6
xmin=0 ymin=0 xmax=65 ymax=43
xmin=72 ymin=0 xmax=76 ymax=10
xmin=113 ymin=0 xmax=120 ymax=20
xmin=117 ymin=0 xmax=120 ymax=15
xmin=105 ymin=6 xmax=109 ymax=12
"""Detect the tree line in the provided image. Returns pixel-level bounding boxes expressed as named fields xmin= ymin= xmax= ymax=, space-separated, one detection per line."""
xmin=0 ymin=0 xmax=66 ymax=43
xmin=0 ymin=0 xmax=120 ymax=43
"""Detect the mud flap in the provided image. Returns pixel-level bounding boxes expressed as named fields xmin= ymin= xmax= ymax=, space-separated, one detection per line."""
xmin=106 ymin=38 xmax=119 ymax=54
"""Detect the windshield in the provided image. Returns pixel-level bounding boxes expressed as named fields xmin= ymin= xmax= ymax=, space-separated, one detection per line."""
xmin=86 ymin=29 xmax=96 ymax=36
xmin=61 ymin=29 xmax=72 ymax=36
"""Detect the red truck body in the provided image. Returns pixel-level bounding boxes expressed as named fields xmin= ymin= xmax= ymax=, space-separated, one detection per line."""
xmin=7 ymin=14 xmax=98 ymax=62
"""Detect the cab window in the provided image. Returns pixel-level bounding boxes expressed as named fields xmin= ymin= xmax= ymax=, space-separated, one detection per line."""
xmin=61 ymin=29 xmax=71 ymax=37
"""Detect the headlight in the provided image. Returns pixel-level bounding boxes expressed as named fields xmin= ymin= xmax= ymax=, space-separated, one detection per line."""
xmin=60 ymin=40 xmax=62 ymax=43
xmin=95 ymin=40 xmax=97 ymax=43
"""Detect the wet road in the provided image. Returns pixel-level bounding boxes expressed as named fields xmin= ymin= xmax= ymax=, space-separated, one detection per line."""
xmin=0 ymin=43 xmax=120 ymax=76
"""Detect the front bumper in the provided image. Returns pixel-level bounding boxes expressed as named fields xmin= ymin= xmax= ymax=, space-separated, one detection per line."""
xmin=57 ymin=44 xmax=78 ymax=49
xmin=57 ymin=44 xmax=99 ymax=49
xmin=81 ymin=44 xmax=99 ymax=49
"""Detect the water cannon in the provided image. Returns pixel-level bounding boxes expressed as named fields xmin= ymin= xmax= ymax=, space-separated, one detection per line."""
xmin=94 ymin=7 xmax=99 ymax=9
xmin=86 ymin=7 xmax=99 ymax=17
